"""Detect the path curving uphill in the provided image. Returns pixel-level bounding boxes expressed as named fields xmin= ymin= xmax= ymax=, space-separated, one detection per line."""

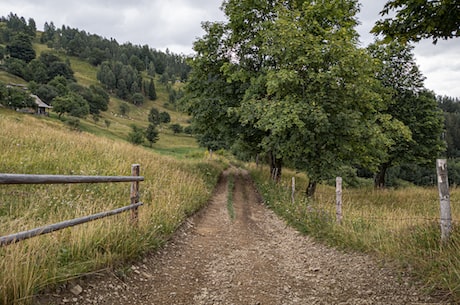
xmin=35 ymin=168 xmax=446 ymax=305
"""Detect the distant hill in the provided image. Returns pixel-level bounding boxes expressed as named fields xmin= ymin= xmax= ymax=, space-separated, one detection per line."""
xmin=0 ymin=12 xmax=195 ymax=153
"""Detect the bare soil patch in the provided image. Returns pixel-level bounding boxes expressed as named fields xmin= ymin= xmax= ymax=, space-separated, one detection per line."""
xmin=34 ymin=168 xmax=447 ymax=305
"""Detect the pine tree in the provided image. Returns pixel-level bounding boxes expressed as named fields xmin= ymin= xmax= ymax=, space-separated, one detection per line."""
xmin=148 ymin=78 xmax=157 ymax=100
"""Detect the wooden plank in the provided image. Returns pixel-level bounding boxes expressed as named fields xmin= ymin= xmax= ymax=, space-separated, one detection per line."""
xmin=0 ymin=202 xmax=144 ymax=246
xmin=130 ymin=164 xmax=140 ymax=223
xmin=0 ymin=174 xmax=144 ymax=184
xmin=336 ymin=177 xmax=343 ymax=224
xmin=436 ymin=159 xmax=452 ymax=243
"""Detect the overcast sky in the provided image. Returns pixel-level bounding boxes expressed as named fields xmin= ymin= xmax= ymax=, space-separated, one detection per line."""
xmin=1 ymin=0 xmax=459 ymax=98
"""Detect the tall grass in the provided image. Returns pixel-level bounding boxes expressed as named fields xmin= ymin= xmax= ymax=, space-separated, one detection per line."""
xmin=250 ymin=164 xmax=460 ymax=302
xmin=0 ymin=112 xmax=225 ymax=304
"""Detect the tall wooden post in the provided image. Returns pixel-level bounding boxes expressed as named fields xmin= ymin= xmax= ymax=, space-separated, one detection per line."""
xmin=436 ymin=159 xmax=452 ymax=244
xmin=131 ymin=164 xmax=140 ymax=224
xmin=336 ymin=177 xmax=343 ymax=225
xmin=291 ymin=177 xmax=296 ymax=204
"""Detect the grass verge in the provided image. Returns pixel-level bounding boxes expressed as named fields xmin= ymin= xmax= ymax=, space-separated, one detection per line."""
xmin=249 ymin=164 xmax=460 ymax=303
xmin=0 ymin=113 xmax=225 ymax=305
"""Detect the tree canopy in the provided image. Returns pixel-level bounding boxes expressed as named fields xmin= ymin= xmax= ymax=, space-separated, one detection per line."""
xmin=185 ymin=0 xmax=395 ymax=194
xmin=368 ymin=41 xmax=445 ymax=187
xmin=184 ymin=0 xmax=446 ymax=194
xmin=372 ymin=0 xmax=460 ymax=43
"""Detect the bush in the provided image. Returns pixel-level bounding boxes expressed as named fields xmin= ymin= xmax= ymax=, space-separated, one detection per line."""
xmin=170 ymin=123 xmax=183 ymax=134
xmin=127 ymin=125 xmax=144 ymax=145
xmin=119 ymin=102 xmax=130 ymax=116
xmin=145 ymin=124 xmax=159 ymax=146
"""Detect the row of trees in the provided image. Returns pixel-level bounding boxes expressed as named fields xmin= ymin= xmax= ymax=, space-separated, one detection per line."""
xmin=96 ymin=61 xmax=157 ymax=104
xmin=184 ymin=0 xmax=446 ymax=195
xmin=1 ymin=12 xmax=186 ymax=115
xmin=4 ymin=51 xmax=74 ymax=84
xmin=40 ymin=21 xmax=190 ymax=82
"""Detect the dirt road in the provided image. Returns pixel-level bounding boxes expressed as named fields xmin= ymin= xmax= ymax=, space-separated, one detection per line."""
xmin=35 ymin=168 xmax=447 ymax=304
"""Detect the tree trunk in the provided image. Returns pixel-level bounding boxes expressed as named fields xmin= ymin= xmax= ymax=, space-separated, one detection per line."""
xmin=268 ymin=151 xmax=282 ymax=183
xmin=374 ymin=162 xmax=390 ymax=189
xmin=306 ymin=180 xmax=317 ymax=197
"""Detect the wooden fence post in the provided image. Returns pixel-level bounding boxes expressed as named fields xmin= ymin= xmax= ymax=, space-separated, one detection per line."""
xmin=291 ymin=177 xmax=295 ymax=204
xmin=336 ymin=177 xmax=343 ymax=225
xmin=131 ymin=164 xmax=140 ymax=224
xmin=436 ymin=159 xmax=452 ymax=244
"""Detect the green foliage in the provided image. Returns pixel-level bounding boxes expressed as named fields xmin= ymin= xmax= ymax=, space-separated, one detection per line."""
xmin=145 ymin=123 xmax=159 ymax=146
xmin=6 ymin=32 xmax=36 ymax=63
xmin=187 ymin=0 xmax=386 ymax=193
xmin=183 ymin=125 xmax=193 ymax=135
xmin=148 ymin=78 xmax=157 ymax=100
xmin=3 ymin=57 xmax=26 ymax=77
xmin=68 ymin=83 xmax=109 ymax=115
xmin=119 ymin=102 xmax=130 ymax=116
xmin=159 ymin=111 xmax=171 ymax=124
xmin=127 ymin=124 xmax=144 ymax=145
xmin=97 ymin=60 xmax=142 ymax=102
xmin=0 ymin=13 xmax=36 ymax=44
xmin=372 ymin=0 xmax=460 ymax=43
xmin=438 ymin=95 xmax=460 ymax=158
xmin=0 ymin=82 xmax=35 ymax=109
xmin=31 ymin=84 xmax=58 ymax=104
xmin=184 ymin=21 xmax=251 ymax=151
xmin=131 ymin=92 xmax=144 ymax=106
xmin=368 ymin=41 xmax=445 ymax=187
xmin=148 ymin=107 xmax=160 ymax=125
xmin=170 ymin=123 xmax=183 ymax=134
xmin=52 ymin=93 xmax=90 ymax=118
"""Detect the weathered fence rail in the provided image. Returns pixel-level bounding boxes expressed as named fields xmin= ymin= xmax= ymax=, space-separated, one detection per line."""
xmin=0 ymin=174 xmax=144 ymax=184
xmin=0 ymin=164 xmax=144 ymax=247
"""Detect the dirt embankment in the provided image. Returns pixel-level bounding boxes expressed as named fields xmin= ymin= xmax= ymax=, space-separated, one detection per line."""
xmin=34 ymin=168 xmax=447 ymax=305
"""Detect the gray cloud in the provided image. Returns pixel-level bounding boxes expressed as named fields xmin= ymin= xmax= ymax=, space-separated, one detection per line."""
xmin=0 ymin=0 xmax=459 ymax=97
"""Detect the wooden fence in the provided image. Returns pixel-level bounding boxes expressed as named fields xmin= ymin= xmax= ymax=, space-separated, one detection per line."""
xmin=0 ymin=164 xmax=144 ymax=246
xmin=289 ymin=159 xmax=453 ymax=243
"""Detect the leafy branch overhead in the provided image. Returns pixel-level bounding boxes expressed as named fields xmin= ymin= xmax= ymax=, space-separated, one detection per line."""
xmin=372 ymin=0 xmax=460 ymax=43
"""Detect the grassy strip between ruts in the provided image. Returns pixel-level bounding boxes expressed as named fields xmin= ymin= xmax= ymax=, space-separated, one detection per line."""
xmin=0 ymin=113 xmax=226 ymax=305
xmin=227 ymin=173 xmax=235 ymax=220
xmin=249 ymin=164 xmax=460 ymax=303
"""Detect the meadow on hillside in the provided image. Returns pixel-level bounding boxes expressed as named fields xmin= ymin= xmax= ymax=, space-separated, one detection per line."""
xmin=0 ymin=111 xmax=225 ymax=304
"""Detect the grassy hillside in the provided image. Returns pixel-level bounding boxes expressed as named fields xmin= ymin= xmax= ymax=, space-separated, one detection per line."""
xmin=0 ymin=109 xmax=226 ymax=305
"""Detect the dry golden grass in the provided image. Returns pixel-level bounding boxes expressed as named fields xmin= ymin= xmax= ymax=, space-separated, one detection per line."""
xmin=250 ymin=164 xmax=460 ymax=302
xmin=0 ymin=112 xmax=224 ymax=304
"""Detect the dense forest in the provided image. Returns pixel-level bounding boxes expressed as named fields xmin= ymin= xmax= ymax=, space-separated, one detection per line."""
xmin=0 ymin=13 xmax=188 ymax=117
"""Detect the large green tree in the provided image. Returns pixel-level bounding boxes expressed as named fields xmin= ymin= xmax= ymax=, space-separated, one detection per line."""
xmin=6 ymin=32 xmax=35 ymax=62
xmin=186 ymin=0 xmax=389 ymax=195
xmin=234 ymin=0 xmax=386 ymax=194
xmin=368 ymin=41 xmax=445 ymax=187
xmin=372 ymin=0 xmax=460 ymax=43
xmin=184 ymin=21 xmax=255 ymax=153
